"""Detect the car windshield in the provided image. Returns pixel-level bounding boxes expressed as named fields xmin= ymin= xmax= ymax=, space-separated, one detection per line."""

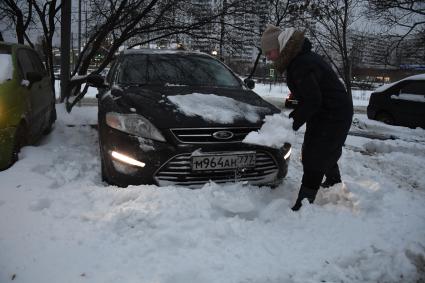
xmin=0 ymin=46 xmax=13 ymax=83
xmin=118 ymin=53 xmax=241 ymax=88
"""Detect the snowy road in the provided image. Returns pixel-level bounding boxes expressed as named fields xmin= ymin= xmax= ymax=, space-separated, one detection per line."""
xmin=1 ymin=103 xmax=424 ymax=283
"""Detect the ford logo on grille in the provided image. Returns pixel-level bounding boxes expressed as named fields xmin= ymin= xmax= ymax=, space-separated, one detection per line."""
xmin=212 ymin=130 xmax=234 ymax=140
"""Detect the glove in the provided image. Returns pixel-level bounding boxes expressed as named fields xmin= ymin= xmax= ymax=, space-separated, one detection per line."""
xmin=288 ymin=110 xmax=302 ymax=131
xmin=292 ymin=119 xmax=302 ymax=131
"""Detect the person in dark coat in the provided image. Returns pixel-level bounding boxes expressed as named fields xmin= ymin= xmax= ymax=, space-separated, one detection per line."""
xmin=260 ymin=24 xmax=353 ymax=211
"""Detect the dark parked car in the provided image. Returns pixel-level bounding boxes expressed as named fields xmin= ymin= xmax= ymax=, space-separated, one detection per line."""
xmin=92 ymin=49 xmax=291 ymax=187
xmin=367 ymin=74 xmax=425 ymax=128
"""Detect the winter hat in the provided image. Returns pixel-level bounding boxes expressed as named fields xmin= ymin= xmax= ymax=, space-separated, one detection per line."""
xmin=274 ymin=29 xmax=306 ymax=73
xmin=261 ymin=24 xmax=282 ymax=53
xmin=278 ymin=28 xmax=296 ymax=52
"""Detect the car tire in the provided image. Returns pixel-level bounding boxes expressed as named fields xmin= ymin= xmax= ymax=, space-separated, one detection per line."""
xmin=99 ymin=140 xmax=114 ymax=185
xmin=43 ymin=105 xmax=57 ymax=135
xmin=10 ymin=123 xmax=28 ymax=167
xmin=375 ymin=111 xmax=394 ymax=125
xmin=101 ymin=155 xmax=108 ymax=182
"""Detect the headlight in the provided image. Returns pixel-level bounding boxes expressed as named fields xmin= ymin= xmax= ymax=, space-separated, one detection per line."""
xmin=106 ymin=112 xmax=166 ymax=142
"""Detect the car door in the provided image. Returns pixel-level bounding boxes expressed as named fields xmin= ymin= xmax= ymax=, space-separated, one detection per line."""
xmin=25 ymin=48 xmax=53 ymax=130
xmin=16 ymin=48 xmax=48 ymax=139
xmin=392 ymin=80 xmax=425 ymax=127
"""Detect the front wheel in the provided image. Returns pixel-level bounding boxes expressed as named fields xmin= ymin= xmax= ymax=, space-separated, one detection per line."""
xmin=10 ymin=123 xmax=28 ymax=167
xmin=43 ymin=105 xmax=57 ymax=135
xmin=101 ymin=153 xmax=109 ymax=183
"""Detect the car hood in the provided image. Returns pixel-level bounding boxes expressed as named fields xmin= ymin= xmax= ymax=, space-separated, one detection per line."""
xmin=112 ymin=86 xmax=279 ymax=129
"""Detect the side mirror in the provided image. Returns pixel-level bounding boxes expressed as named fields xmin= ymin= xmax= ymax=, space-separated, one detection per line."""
xmin=26 ymin=72 xmax=43 ymax=84
xmin=111 ymin=86 xmax=124 ymax=97
xmin=86 ymin=74 xmax=107 ymax=88
xmin=244 ymin=78 xmax=255 ymax=89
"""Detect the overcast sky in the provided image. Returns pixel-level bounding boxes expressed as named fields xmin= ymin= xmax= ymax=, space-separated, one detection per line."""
xmin=0 ymin=1 xmax=414 ymax=47
xmin=1 ymin=0 xmax=84 ymax=46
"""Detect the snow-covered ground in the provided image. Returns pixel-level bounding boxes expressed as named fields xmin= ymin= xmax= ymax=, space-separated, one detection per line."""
xmin=253 ymin=82 xmax=372 ymax=107
xmin=1 ymin=84 xmax=424 ymax=283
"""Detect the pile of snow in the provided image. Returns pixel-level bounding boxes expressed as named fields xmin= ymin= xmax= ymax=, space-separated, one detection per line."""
xmin=0 ymin=54 xmax=13 ymax=83
xmin=243 ymin=112 xmax=297 ymax=147
xmin=1 ymin=100 xmax=425 ymax=282
xmin=168 ymin=93 xmax=269 ymax=123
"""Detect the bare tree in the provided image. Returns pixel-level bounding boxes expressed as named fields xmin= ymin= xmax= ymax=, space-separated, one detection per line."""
xmin=305 ymin=0 xmax=363 ymax=97
xmin=0 ymin=0 xmax=34 ymax=45
xmin=366 ymin=0 xmax=425 ymax=40
xmin=32 ymin=0 xmax=61 ymax=97
xmin=65 ymin=0 xmax=252 ymax=110
xmin=189 ymin=0 xmax=259 ymax=64
xmin=366 ymin=0 xmax=425 ymax=59
xmin=0 ymin=0 xmax=60 ymax=96
xmin=246 ymin=0 xmax=310 ymax=79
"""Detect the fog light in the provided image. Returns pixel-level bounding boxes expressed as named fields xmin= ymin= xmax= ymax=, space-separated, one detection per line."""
xmin=111 ymin=151 xmax=145 ymax=168
xmin=284 ymin=148 xmax=291 ymax=160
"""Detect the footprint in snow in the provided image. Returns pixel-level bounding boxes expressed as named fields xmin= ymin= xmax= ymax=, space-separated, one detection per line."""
xmin=29 ymin=198 xmax=51 ymax=211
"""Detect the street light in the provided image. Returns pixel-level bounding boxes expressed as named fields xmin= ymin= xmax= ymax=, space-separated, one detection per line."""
xmin=211 ymin=50 xmax=218 ymax=56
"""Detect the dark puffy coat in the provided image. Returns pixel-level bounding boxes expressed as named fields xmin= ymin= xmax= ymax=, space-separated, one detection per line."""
xmin=286 ymin=39 xmax=353 ymax=172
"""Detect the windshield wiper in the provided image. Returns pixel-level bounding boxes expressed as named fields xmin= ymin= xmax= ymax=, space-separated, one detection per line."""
xmin=120 ymin=82 xmax=148 ymax=87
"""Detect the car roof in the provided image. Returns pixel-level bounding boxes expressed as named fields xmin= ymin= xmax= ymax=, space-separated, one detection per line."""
xmin=0 ymin=41 xmax=31 ymax=49
xmin=374 ymin=73 xmax=425 ymax=93
xmin=121 ymin=48 xmax=208 ymax=57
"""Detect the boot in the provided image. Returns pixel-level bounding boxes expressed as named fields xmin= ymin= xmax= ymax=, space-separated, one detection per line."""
xmin=291 ymin=185 xmax=318 ymax=211
xmin=320 ymin=177 xmax=341 ymax=188
xmin=322 ymin=163 xmax=341 ymax=188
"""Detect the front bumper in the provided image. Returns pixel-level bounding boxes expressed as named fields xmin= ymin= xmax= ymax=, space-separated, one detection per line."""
xmin=0 ymin=126 xmax=16 ymax=170
xmin=100 ymin=127 xmax=290 ymax=187
xmin=366 ymin=105 xmax=376 ymax=119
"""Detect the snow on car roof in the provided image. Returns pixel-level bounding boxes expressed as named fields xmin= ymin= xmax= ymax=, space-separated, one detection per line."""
xmin=374 ymin=73 xmax=425 ymax=93
xmin=122 ymin=48 xmax=204 ymax=56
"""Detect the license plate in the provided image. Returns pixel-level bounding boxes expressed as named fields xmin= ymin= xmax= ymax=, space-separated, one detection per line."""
xmin=191 ymin=152 xmax=256 ymax=171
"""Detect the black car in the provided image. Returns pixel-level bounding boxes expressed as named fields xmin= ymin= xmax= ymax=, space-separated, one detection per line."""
xmin=367 ymin=74 xmax=425 ymax=128
xmin=93 ymin=49 xmax=291 ymax=187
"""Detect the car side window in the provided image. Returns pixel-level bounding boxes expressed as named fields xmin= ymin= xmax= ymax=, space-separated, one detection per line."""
xmin=107 ymin=60 xmax=117 ymax=85
xmin=17 ymin=49 xmax=36 ymax=79
xmin=26 ymin=50 xmax=47 ymax=76
xmin=401 ymin=81 xmax=425 ymax=95
xmin=112 ymin=61 xmax=123 ymax=85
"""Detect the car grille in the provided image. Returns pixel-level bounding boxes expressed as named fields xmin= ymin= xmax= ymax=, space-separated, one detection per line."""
xmin=154 ymin=151 xmax=279 ymax=186
xmin=170 ymin=127 xmax=259 ymax=143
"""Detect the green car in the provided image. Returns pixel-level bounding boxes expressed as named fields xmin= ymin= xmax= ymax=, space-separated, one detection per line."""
xmin=0 ymin=42 xmax=56 ymax=170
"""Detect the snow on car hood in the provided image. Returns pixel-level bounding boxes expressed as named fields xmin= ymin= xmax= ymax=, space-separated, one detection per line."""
xmin=167 ymin=93 xmax=269 ymax=124
xmin=112 ymin=86 xmax=278 ymax=128
xmin=0 ymin=54 xmax=13 ymax=84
